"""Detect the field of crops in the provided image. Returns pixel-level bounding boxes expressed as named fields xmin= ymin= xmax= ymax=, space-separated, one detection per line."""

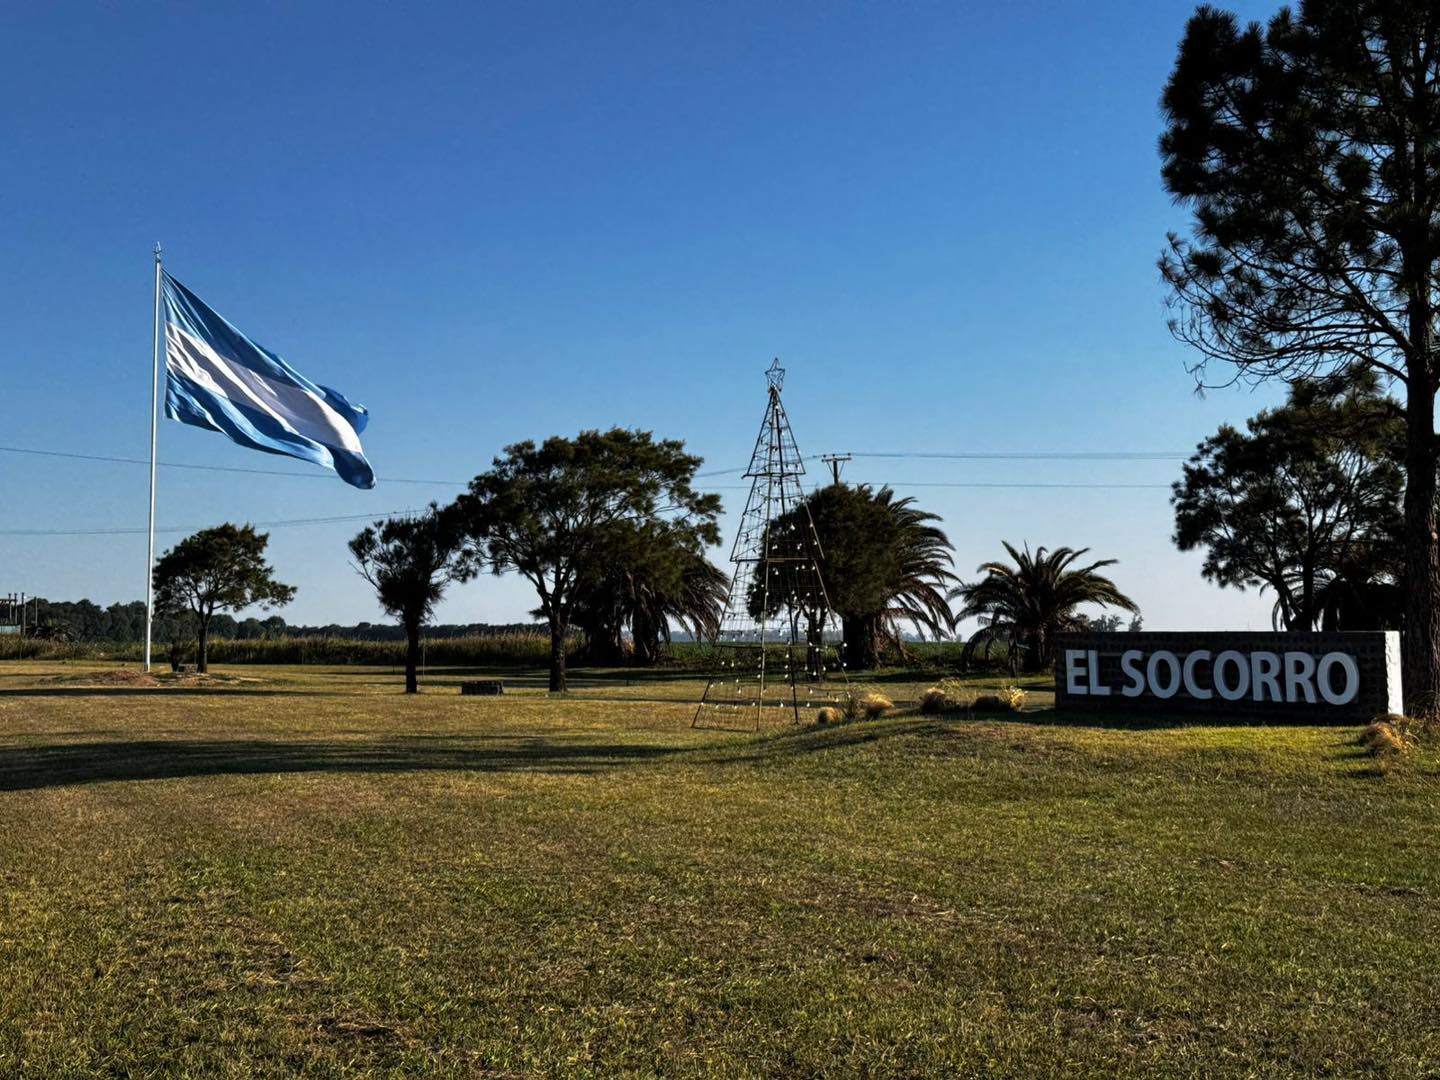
xmin=0 ymin=632 xmax=561 ymax=668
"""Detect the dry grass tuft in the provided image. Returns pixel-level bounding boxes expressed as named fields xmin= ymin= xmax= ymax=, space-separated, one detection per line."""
xmin=860 ymin=693 xmax=893 ymax=719
xmin=1359 ymin=716 xmax=1419 ymax=757
xmin=919 ymin=687 xmax=947 ymax=714
xmin=815 ymin=706 xmax=842 ymax=725
xmin=938 ymin=678 xmax=975 ymax=710
xmin=973 ymin=685 xmax=1028 ymax=714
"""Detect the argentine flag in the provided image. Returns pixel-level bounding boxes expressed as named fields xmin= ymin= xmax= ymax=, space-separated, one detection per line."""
xmin=162 ymin=273 xmax=376 ymax=489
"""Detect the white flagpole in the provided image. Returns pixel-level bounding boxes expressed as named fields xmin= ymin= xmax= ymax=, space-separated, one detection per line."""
xmin=144 ymin=244 xmax=162 ymax=672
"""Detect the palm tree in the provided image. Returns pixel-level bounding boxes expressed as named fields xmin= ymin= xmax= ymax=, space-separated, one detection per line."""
xmin=572 ymin=519 xmax=728 ymax=666
xmin=629 ymin=543 xmax=728 ymax=665
xmin=951 ymin=543 xmax=1137 ymax=674
xmin=862 ymin=487 xmax=957 ymax=665
xmin=753 ymin=484 xmax=958 ymax=670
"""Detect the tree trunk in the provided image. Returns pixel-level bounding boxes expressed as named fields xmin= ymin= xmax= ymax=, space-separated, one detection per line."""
xmin=549 ymin=619 xmax=567 ymax=692
xmin=842 ymin=615 xmax=881 ymax=670
xmin=632 ymin=619 xmax=659 ymax=667
xmin=631 ymin=610 xmax=659 ymax=667
xmin=404 ymin=624 xmax=421 ymax=694
xmin=196 ymin=617 xmax=209 ymax=674
xmin=1402 ymin=379 xmax=1440 ymax=717
xmin=1300 ymin=559 xmax=1316 ymax=632
xmin=581 ymin=621 xmax=626 ymax=666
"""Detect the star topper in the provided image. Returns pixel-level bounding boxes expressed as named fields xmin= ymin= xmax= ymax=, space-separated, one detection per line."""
xmin=765 ymin=358 xmax=786 ymax=391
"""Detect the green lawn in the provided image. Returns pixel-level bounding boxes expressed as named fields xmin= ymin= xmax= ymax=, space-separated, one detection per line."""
xmin=1 ymin=661 xmax=1437 ymax=1078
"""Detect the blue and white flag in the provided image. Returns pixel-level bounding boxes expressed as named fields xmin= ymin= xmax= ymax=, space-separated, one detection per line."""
xmin=162 ymin=273 xmax=376 ymax=489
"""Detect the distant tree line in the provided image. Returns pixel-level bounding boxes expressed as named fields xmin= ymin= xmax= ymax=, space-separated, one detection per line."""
xmin=25 ymin=598 xmax=544 ymax=646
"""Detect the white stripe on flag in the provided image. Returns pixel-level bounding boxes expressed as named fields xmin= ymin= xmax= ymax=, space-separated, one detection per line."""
xmin=165 ymin=324 xmax=365 ymax=455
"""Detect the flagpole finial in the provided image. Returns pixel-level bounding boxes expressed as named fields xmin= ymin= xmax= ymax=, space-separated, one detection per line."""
xmin=153 ymin=242 xmax=162 ymax=263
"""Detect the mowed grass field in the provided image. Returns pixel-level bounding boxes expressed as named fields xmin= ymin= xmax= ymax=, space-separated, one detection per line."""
xmin=1 ymin=662 xmax=1438 ymax=1078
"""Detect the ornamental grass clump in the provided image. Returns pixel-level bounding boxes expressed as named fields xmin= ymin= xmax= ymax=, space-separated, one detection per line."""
xmin=938 ymin=677 xmax=975 ymax=710
xmin=973 ymin=685 xmax=1028 ymax=713
xmin=815 ymin=706 xmax=842 ymax=725
xmin=861 ymin=692 xmax=893 ymax=719
xmin=998 ymin=685 xmax=1028 ymax=712
xmin=1360 ymin=716 xmax=1418 ymax=757
xmin=919 ymin=687 xmax=947 ymax=714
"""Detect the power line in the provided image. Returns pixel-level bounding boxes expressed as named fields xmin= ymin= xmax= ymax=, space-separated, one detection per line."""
xmin=847 ymin=450 xmax=1189 ymax=461
xmin=0 ymin=438 xmax=1182 ymax=537
xmin=848 ymin=480 xmax=1171 ymax=489
xmin=0 ymin=444 xmax=468 ymax=486
xmin=0 ymin=442 xmax=1192 ymax=483
xmin=701 ymin=479 xmax=1169 ymax=490
xmin=1 ymin=471 xmax=1175 ymax=537
xmin=0 ymin=511 xmax=417 ymax=538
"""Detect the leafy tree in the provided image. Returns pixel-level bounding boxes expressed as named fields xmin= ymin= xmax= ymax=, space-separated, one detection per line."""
xmin=952 ymin=544 xmax=1138 ymax=674
xmin=153 ymin=524 xmax=296 ymax=672
xmin=349 ymin=505 xmax=477 ymax=694
xmin=1159 ymin=0 xmax=1440 ymax=711
xmin=1173 ymin=375 xmax=1404 ymax=629
xmin=570 ymin=518 xmax=727 ymax=666
xmin=452 ymin=429 xmax=721 ymax=691
xmin=755 ymin=484 xmax=957 ymax=670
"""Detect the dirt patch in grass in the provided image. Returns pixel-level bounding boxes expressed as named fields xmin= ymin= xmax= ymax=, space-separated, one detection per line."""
xmin=41 ymin=670 xmax=162 ymax=688
xmin=40 ymin=670 xmax=265 ymax=690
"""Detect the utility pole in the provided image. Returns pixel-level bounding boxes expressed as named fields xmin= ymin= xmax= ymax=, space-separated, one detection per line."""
xmin=819 ymin=453 xmax=852 ymax=485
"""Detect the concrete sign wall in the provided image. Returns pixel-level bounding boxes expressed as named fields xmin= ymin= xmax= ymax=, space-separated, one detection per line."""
xmin=1054 ymin=631 xmax=1403 ymax=720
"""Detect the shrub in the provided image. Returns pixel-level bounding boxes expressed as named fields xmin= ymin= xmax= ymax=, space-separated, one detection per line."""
xmin=919 ymin=687 xmax=947 ymax=714
xmin=840 ymin=687 xmax=863 ymax=721
xmin=815 ymin=706 xmax=842 ymax=725
xmin=860 ymin=692 xmax=893 ymax=719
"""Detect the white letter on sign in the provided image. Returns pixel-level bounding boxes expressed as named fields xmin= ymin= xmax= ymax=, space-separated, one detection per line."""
xmin=1317 ymin=652 xmax=1360 ymax=705
xmin=1120 ymin=650 xmax=1144 ymax=697
xmin=1065 ymin=650 xmax=1087 ymax=695
xmin=1284 ymin=652 xmax=1317 ymax=704
xmin=1213 ymin=650 xmax=1250 ymax=701
xmin=1182 ymin=650 xmax=1213 ymax=700
xmin=1087 ymin=650 xmax=1110 ymax=696
xmin=1251 ymin=652 xmax=1282 ymax=702
xmin=1147 ymin=651 xmax=1182 ymax=699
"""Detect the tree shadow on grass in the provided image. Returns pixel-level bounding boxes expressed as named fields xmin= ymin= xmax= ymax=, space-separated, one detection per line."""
xmin=1010 ymin=708 xmax=1363 ymax=731
xmin=0 ymin=687 xmax=314 ymax=699
xmin=321 ymin=666 xmax=705 ymax=685
xmin=715 ymin=710 xmax=1365 ymax=765
xmin=0 ymin=737 xmax=685 ymax=791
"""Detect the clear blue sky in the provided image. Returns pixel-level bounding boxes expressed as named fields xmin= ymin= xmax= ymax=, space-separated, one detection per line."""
xmin=0 ymin=0 xmax=1284 ymax=631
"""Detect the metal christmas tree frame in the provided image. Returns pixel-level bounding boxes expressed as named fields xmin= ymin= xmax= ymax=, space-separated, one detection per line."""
xmin=694 ymin=360 xmax=846 ymax=730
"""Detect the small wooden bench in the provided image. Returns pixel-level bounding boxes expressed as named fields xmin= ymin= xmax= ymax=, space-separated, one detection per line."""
xmin=460 ymin=680 xmax=504 ymax=696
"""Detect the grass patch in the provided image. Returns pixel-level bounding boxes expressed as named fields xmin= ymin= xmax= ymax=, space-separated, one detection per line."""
xmin=0 ymin=661 xmax=1437 ymax=1076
